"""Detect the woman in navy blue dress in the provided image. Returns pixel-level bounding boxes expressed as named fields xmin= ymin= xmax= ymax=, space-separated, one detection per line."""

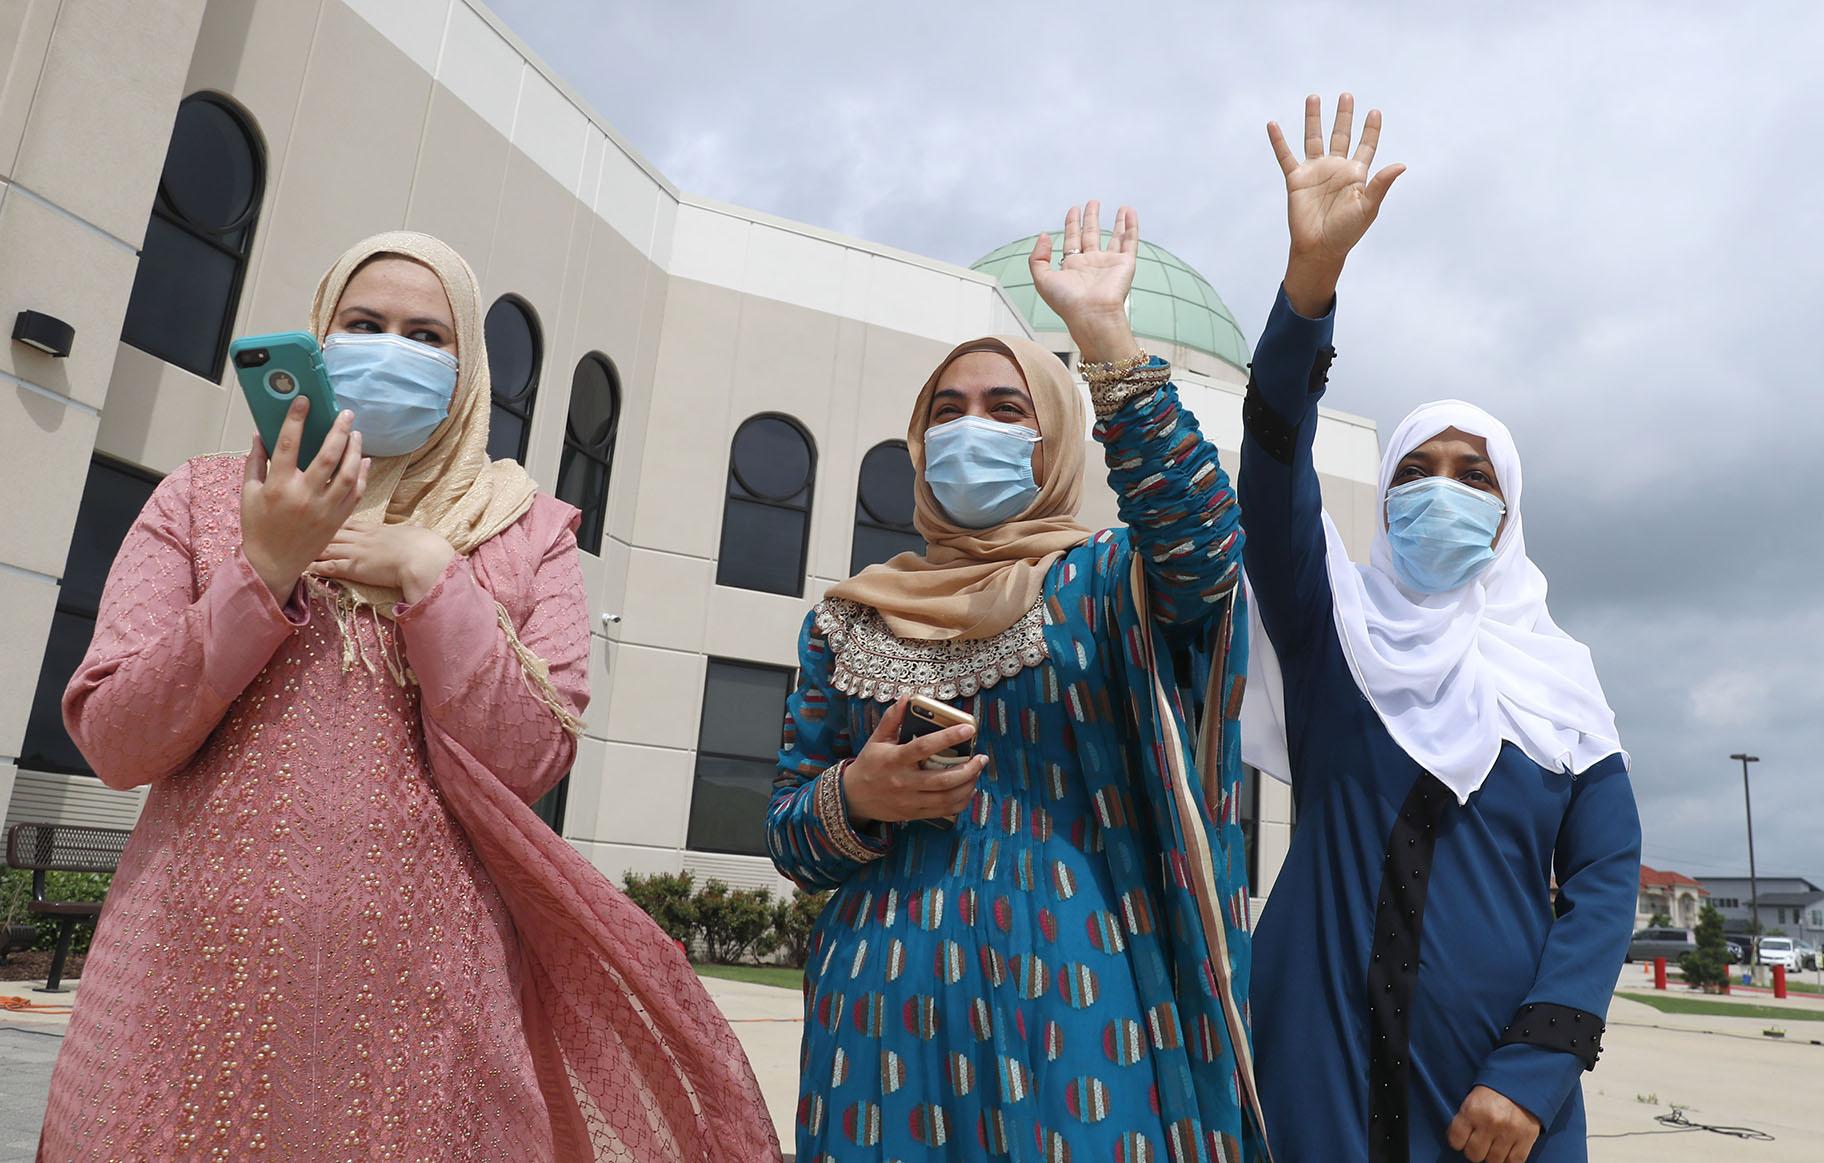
xmin=1239 ymin=96 xmax=1641 ymax=1163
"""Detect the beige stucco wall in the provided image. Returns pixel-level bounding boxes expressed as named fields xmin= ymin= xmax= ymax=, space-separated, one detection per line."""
xmin=0 ymin=0 xmax=211 ymax=827
xmin=0 ymin=0 xmax=1381 ymax=907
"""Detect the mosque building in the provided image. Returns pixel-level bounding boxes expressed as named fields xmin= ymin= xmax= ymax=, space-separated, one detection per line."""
xmin=0 ymin=0 xmax=1379 ymax=906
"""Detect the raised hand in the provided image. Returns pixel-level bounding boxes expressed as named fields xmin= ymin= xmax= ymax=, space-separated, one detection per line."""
xmin=241 ymin=398 xmax=368 ymax=601
xmin=1268 ymin=94 xmax=1405 ymax=315
xmin=1029 ymin=201 xmax=1144 ymax=365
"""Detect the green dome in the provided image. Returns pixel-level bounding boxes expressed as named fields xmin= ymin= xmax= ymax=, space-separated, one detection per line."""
xmin=970 ymin=235 xmax=1249 ymax=372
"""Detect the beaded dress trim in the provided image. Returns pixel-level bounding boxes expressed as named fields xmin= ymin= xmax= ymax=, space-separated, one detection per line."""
xmin=815 ymin=596 xmax=1049 ymax=703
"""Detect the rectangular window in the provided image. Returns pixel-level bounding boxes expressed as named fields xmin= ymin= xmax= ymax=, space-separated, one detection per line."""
xmin=19 ymin=458 xmax=162 ymax=777
xmin=685 ymin=659 xmax=796 ymax=858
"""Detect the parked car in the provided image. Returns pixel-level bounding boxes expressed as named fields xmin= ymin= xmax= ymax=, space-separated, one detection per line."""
xmin=1794 ymin=940 xmax=1819 ymax=971
xmin=1757 ymin=937 xmax=1801 ymax=971
xmin=1723 ymin=937 xmax=1749 ymax=964
xmin=1626 ymin=927 xmax=1696 ymax=964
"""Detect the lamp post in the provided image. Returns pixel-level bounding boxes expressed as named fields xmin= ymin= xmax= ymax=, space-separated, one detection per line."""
xmin=1731 ymin=753 xmax=1761 ymax=971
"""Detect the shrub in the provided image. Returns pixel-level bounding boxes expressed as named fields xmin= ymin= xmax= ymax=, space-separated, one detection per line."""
xmin=0 ymin=867 xmax=111 ymax=957
xmin=622 ymin=871 xmax=699 ymax=946
xmin=772 ymin=890 xmax=831 ymax=969
xmin=1679 ymin=903 xmax=1731 ymax=989
xmin=693 ymin=879 xmax=776 ymax=965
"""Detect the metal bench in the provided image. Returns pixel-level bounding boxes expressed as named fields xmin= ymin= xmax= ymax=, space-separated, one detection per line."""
xmin=5 ymin=822 xmax=130 ymax=993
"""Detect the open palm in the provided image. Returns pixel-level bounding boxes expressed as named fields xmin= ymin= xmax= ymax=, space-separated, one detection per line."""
xmin=1029 ymin=201 xmax=1137 ymax=326
xmin=1270 ymin=94 xmax=1405 ymax=263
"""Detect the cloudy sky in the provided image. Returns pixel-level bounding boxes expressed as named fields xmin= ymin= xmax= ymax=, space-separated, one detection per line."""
xmin=490 ymin=1 xmax=1821 ymax=886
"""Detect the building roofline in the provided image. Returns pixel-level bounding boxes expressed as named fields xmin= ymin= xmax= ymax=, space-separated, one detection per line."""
xmin=463 ymin=0 xmax=680 ymax=200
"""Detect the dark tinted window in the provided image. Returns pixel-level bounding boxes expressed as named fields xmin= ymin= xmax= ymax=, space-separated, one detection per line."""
xmin=121 ymin=94 xmax=263 ymax=380
xmin=484 ymin=296 xmax=541 ymax=464
xmin=850 ymin=440 xmax=923 ymax=574
xmin=531 ymin=777 xmax=568 ymax=835
xmin=556 ymin=353 xmax=619 ymax=554
xmin=20 ymin=459 xmax=162 ymax=777
xmin=716 ymin=415 xmax=815 ymax=596
xmin=686 ymin=660 xmax=795 ymax=856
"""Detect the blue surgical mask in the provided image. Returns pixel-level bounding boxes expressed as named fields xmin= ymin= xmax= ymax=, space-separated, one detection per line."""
xmin=1384 ymin=476 xmax=1507 ymax=593
xmin=923 ymin=415 xmax=1042 ymax=528
xmin=322 ymin=332 xmax=458 ymax=457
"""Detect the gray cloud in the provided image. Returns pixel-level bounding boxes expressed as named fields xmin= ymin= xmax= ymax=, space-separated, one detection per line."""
xmin=491 ymin=0 xmax=1823 ymax=881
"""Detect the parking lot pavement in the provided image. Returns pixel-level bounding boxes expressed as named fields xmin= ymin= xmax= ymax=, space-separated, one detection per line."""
xmin=6 ymin=973 xmax=1821 ymax=1161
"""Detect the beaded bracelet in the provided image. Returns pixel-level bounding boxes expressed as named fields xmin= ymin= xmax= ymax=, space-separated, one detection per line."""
xmin=814 ymin=760 xmax=884 ymax=864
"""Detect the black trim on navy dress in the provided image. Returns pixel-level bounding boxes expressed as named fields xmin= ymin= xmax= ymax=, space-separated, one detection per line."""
xmin=1366 ymin=773 xmax=1452 ymax=1161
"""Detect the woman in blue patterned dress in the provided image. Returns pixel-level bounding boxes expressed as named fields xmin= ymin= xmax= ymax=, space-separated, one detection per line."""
xmin=767 ymin=202 xmax=1269 ymax=1163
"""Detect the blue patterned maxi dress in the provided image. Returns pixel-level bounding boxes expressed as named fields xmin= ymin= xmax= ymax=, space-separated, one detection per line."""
xmin=768 ymin=378 xmax=1267 ymax=1163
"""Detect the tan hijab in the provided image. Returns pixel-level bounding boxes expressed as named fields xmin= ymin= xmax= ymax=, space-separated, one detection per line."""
xmin=304 ymin=233 xmax=577 ymax=733
xmin=827 ymin=336 xmax=1093 ymax=641
xmin=307 ymin=230 xmax=538 ymax=612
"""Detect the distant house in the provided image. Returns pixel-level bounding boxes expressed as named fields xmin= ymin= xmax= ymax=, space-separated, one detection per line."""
xmin=1696 ymin=876 xmax=1824 ymax=946
xmin=1637 ymin=865 xmax=1709 ymax=929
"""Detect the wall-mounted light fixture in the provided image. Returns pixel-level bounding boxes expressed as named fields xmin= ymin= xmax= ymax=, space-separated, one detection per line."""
xmin=12 ymin=310 xmax=74 ymax=358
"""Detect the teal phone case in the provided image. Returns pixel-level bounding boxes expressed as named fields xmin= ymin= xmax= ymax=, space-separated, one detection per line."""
xmin=229 ymin=331 xmax=339 ymax=471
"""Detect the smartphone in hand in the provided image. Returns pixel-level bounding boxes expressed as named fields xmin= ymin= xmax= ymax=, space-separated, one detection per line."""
xmin=898 ymin=695 xmax=976 ymax=829
xmin=230 ymin=331 xmax=339 ymax=471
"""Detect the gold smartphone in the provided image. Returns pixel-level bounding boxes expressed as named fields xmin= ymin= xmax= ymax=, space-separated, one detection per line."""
xmin=899 ymin=695 xmax=976 ymax=764
xmin=898 ymin=695 xmax=975 ymax=829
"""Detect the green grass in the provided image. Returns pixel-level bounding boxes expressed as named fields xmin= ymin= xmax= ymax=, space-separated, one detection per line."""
xmin=1616 ymin=992 xmax=1824 ymax=1023
xmin=693 ymin=963 xmax=804 ymax=991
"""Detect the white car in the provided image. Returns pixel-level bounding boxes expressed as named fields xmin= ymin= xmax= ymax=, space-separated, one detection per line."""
xmin=1756 ymin=937 xmax=1800 ymax=971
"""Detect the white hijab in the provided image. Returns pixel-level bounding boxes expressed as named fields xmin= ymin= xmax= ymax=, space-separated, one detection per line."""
xmin=1240 ymin=399 xmax=1627 ymax=803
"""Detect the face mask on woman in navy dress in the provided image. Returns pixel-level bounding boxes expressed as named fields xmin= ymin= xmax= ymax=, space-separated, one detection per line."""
xmin=1383 ymin=426 xmax=1508 ymax=593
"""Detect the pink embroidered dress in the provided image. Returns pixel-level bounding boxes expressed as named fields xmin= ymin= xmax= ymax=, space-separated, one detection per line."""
xmin=40 ymin=453 xmax=779 ymax=1161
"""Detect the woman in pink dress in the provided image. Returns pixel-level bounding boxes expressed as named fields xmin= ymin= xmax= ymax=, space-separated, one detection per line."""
xmin=38 ymin=232 xmax=779 ymax=1162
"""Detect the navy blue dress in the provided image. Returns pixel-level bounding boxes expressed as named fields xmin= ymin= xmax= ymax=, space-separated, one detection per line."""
xmin=1240 ymin=290 xmax=1642 ymax=1162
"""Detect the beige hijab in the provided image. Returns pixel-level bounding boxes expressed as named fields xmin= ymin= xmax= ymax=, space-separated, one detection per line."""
xmin=308 ymin=230 xmax=538 ymax=607
xmin=303 ymin=232 xmax=577 ymax=733
xmin=826 ymin=336 xmax=1093 ymax=641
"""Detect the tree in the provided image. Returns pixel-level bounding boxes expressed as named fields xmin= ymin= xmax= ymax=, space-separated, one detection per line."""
xmin=1680 ymin=904 xmax=1731 ymax=990
xmin=1648 ymin=911 xmax=1672 ymax=928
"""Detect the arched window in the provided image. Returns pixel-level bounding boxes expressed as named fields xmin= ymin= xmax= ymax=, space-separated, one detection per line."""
xmin=120 ymin=93 xmax=264 ymax=380
xmin=716 ymin=414 xmax=815 ymax=596
xmin=485 ymin=295 xmax=541 ymax=464
xmin=850 ymin=440 xmax=924 ymax=574
xmin=556 ymin=353 xmax=620 ymax=554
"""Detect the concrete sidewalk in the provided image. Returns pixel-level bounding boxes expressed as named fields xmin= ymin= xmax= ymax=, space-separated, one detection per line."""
xmin=700 ymin=974 xmax=804 ymax=1151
